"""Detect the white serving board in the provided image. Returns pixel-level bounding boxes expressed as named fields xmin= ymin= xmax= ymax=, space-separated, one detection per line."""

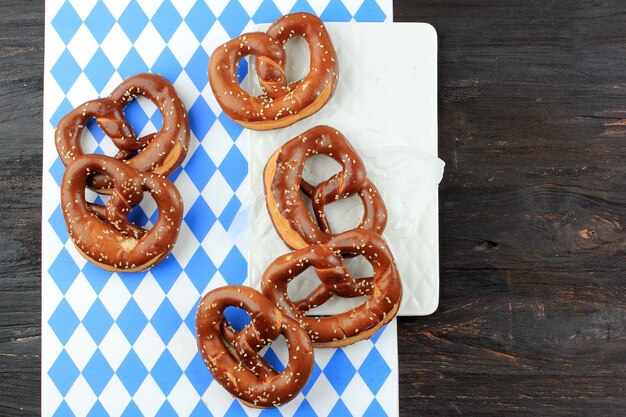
xmin=245 ymin=23 xmax=443 ymax=316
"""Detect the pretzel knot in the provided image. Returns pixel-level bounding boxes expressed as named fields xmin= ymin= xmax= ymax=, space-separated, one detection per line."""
xmin=264 ymin=125 xmax=387 ymax=250
xmin=60 ymin=155 xmax=183 ymax=272
xmin=55 ymin=73 xmax=190 ymax=193
xmin=209 ymin=12 xmax=339 ymax=130
xmin=262 ymin=230 xmax=402 ymax=348
xmin=196 ymin=286 xmax=314 ymax=408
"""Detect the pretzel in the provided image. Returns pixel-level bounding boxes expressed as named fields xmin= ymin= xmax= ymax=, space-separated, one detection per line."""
xmin=55 ymin=73 xmax=190 ymax=192
xmin=262 ymin=230 xmax=402 ymax=348
xmin=264 ymin=125 xmax=387 ymax=250
xmin=208 ymin=13 xmax=339 ymax=130
xmin=196 ymin=286 xmax=314 ymax=408
xmin=60 ymin=154 xmax=183 ymax=272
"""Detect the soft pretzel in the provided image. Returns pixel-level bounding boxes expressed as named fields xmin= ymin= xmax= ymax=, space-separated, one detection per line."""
xmin=196 ymin=286 xmax=314 ymax=408
xmin=208 ymin=13 xmax=338 ymax=130
xmin=264 ymin=125 xmax=387 ymax=249
xmin=55 ymin=73 xmax=190 ymax=193
xmin=262 ymin=230 xmax=402 ymax=348
xmin=60 ymin=154 xmax=183 ymax=272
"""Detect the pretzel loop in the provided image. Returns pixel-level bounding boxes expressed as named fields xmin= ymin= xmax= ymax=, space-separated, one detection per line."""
xmin=262 ymin=230 xmax=402 ymax=348
xmin=55 ymin=73 xmax=190 ymax=192
xmin=209 ymin=13 xmax=339 ymax=130
xmin=196 ymin=286 xmax=314 ymax=408
xmin=61 ymin=154 xmax=183 ymax=272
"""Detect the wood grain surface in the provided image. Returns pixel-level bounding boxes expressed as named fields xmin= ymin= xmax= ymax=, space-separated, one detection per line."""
xmin=0 ymin=0 xmax=624 ymax=415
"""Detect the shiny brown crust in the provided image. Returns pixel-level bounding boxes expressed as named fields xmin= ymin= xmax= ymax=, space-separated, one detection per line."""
xmin=196 ymin=286 xmax=314 ymax=408
xmin=61 ymin=154 xmax=183 ymax=272
xmin=264 ymin=125 xmax=387 ymax=249
xmin=208 ymin=13 xmax=338 ymax=130
xmin=55 ymin=73 xmax=190 ymax=192
xmin=262 ymin=230 xmax=402 ymax=348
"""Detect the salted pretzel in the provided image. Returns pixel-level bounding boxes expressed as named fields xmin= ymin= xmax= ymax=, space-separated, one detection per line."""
xmin=264 ymin=125 xmax=387 ymax=250
xmin=61 ymin=154 xmax=183 ymax=272
xmin=55 ymin=73 xmax=190 ymax=192
xmin=262 ymin=230 xmax=402 ymax=348
xmin=196 ymin=286 xmax=314 ymax=408
xmin=209 ymin=13 xmax=339 ymax=130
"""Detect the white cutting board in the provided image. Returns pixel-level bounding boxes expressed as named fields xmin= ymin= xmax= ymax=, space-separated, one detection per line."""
xmin=243 ymin=22 xmax=442 ymax=316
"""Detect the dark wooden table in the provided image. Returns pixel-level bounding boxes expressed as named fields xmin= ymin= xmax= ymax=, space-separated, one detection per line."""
xmin=1 ymin=0 xmax=625 ymax=415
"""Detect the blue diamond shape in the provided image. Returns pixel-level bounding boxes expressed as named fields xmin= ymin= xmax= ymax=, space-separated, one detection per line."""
xmin=185 ymin=2 xmax=215 ymax=41
xmin=252 ymin=0 xmax=282 ymax=23
xmin=118 ymin=270 xmax=148 ymax=294
xmin=122 ymin=401 xmax=142 ymax=417
xmin=49 ymin=205 xmax=69 ymax=243
xmin=85 ymin=48 xmax=115 ymax=92
xmin=219 ymin=246 xmax=246 ymax=285
xmin=236 ymin=56 xmax=248 ymax=84
xmin=118 ymin=0 xmax=149 ymax=43
xmin=169 ymin=165 xmax=183 ymax=182
xmin=321 ymin=0 xmax=353 ymax=22
xmin=52 ymin=1 xmax=82 ymax=44
xmin=217 ymin=112 xmax=244 ymax=140
xmin=224 ymin=306 xmax=251 ymax=332
xmin=118 ymin=47 xmax=149 ymax=79
xmin=151 ymin=350 xmax=182 ymax=395
xmin=185 ymin=48 xmax=210 ymax=91
xmin=156 ymin=401 xmax=177 ymax=417
xmin=261 ymin=347 xmax=285 ymax=373
xmin=185 ymin=145 xmax=216 ymax=192
xmin=51 ymin=49 xmax=81 ymax=93
xmin=184 ymin=197 xmax=216 ymax=242
xmin=184 ymin=299 xmax=200 ymax=333
xmin=152 ymin=47 xmax=183 ymax=82
xmin=259 ymin=408 xmax=282 ymax=417
xmin=355 ymin=0 xmax=386 ymax=22
xmin=225 ymin=401 xmax=247 ymax=417
xmin=122 ymin=99 xmax=149 ymax=135
xmin=151 ymin=299 xmax=182 ymax=344
xmin=190 ymin=400 xmax=214 ymax=417
xmin=50 ymin=98 xmax=74 ymax=127
xmin=185 ymin=353 xmax=213 ymax=396
xmin=151 ymin=255 xmax=183 ymax=294
xmin=86 ymin=118 xmax=106 ymax=143
xmin=294 ymin=399 xmax=316 ymax=416
xmin=48 ymin=299 xmax=80 ymax=345
xmin=82 ymin=262 xmax=112 ymax=294
xmin=117 ymin=350 xmax=148 ymax=395
xmin=83 ymin=350 xmax=114 ymax=396
xmin=358 ymin=347 xmax=391 ymax=394
xmin=324 ymin=349 xmax=356 ymax=395
xmin=151 ymin=108 xmax=163 ymax=130
xmin=363 ymin=399 xmax=386 ymax=417
xmin=219 ymin=0 xmax=250 ymax=38
xmin=188 ymin=97 xmax=216 ymax=140
xmin=116 ymin=298 xmax=148 ymax=344
xmin=290 ymin=0 xmax=315 ymax=14
xmin=218 ymin=195 xmax=241 ymax=230
xmin=185 ymin=247 xmax=217 ymax=293
xmin=49 ymin=158 xmax=66 ymax=187
xmin=85 ymin=1 xmax=115 ymax=43
xmin=48 ymin=350 xmax=79 ymax=395
xmin=49 ymin=248 xmax=80 ymax=294
xmin=329 ymin=399 xmax=351 ymax=417
xmin=83 ymin=299 xmax=114 ymax=344
xmin=219 ymin=145 xmax=247 ymax=191
xmin=87 ymin=401 xmax=108 ymax=417
xmin=301 ymin=362 xmax=321 ymax=395
xmin=127 ymin=205 xmax=150 ymax=228
xmin=52 ymin=401 xmax=73 ymax=417
xmin=152 ymin=0 xmax=182 ymax=42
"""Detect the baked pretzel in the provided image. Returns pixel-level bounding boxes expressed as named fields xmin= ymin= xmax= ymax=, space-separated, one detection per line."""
xmin=55 ymin=73 xmax=190 ymax=192
xmin=196 ymin=286 xmax=314 ymax=408
xmin=264 ymin=125 xmax=387 ymax=249
xmin=262 ymin=230 xmax=402 ymax=348
xmin=209 ymin=13 xmax=339 ymax=130
xmin=61 ymin=154 xmax=183 ymax=272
